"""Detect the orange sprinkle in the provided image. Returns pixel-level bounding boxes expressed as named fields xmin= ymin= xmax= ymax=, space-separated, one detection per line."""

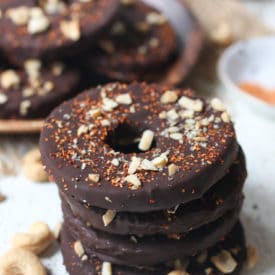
xmin=239 ymin=82 xmax=275 ymax=105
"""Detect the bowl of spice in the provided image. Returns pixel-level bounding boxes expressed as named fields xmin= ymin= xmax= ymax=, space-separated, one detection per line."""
xmin=218 ymin=36 xmax=275 ymax=117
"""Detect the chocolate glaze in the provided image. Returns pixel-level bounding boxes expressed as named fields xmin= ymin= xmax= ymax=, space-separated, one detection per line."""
xmin=61 ymin=149 xmax=246 ymax=235
xmin=0 ymin=0 xmax=120 ymax=66
xmin=0 ymin=63 xmax=80 ymax=119
xmin=63 ymin=203 xmax=242 ymax=267
xmin=89 ymin=0 xmax=178 ymax=82
xmin=60 ymin=221 xmax=246 ymax=275
xmin=40 ymin=82 xmax=239 ymax=212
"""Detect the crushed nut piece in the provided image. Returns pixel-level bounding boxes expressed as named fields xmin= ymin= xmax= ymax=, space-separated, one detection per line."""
xmin=146 ymin=12 xmax=167 ymax=25
xmin=1 ymin=70 xmax=20 ymax=89
xmin=6 ymin=6 xmax=30 ymax=25
xmin=60 ymin=19 xmax=81 ymax=41
xmin=138 ymin=130 xmax=154 ymax=151
xmin=111 ymin=158 xmax=119 ymax=166
xmin=211 ymin=98 xmax=227 ymax=112
xmin=168 ymin=164 xmax=179 ymax=177
xmin=24 ymin=59 xmax=41 ymax=78
xmin=152 ymin=153 xmax=168 ymax=168
xmin=170 ymin=133 xmax=183 ymax=142
xmin=74 ymin=241 xmax=85 ymax=257
xmin=20 ymin=100 xmax=31 ymax=116
xmin=221 ymin=111 xmax=231 ymax=123
xmin=102 ymin=98 xmax=118 ymax=111
xmin=166 ymin=109 xmax=179 ymax=121
xmin=51 ymin=62 xmax=64 ymax=76
xmin=102 ymin=261 xmax=112 ymax=275
xmin=140 ymin=159 xmax=158 ymax=171
xmin=128 ymin=157 xmax=142 ymax=174
xmin=28 ymin=11 xmax=50 ymax=34
xmin=178 ymin=96 xmax=203 ymax=112
xmin=102 ymin=210 xmax=116 ymax=226
xmin=125 ymin=174 xmax=141 ymax=190
xmin=88 ymin=173 xmax=100 ymax=183
xmin=160 ymin=90 xmax=178 ymax=104
xmin=211 ymin=250 xmax=237 ymax=273
xmin=205 ymin=267 xmax=213 ymax=275
xmin=116 ymin=93 xmax=132 ymax=105
xmin=167 ymin=270 xmax=189 ymax=275
xmin=87 ymin=108 xmax=102 ymax=118
xmin=77 ymin=125 xmax=89 ymax=136
xmin=246 ymin=245 xmax=259 ymax=269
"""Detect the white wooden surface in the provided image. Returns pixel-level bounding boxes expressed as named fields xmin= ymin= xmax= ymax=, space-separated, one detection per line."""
xmin=0 ymin=2 xmax=275 ymax=275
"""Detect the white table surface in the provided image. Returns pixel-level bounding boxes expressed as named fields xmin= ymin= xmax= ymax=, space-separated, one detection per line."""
xmin=0 ymin=2 xmax=275 ymax=275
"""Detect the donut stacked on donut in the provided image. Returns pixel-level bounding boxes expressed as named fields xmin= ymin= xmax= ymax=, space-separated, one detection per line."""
xmin=40 ymin=82 xmax=247 ymax=275
xmin=0 ymin=0 xmax=120 ymax=119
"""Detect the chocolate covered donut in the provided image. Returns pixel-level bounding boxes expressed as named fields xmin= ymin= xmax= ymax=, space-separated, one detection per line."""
xmin=60 ymin=221 xmax=247 ymax=275
xmin=61 ymin=149 xmax=246 ymax=235
xmin=0 ymin=0 xmax=120 ymax=65
xmin=0 ymin=59 xmax=79 ymax=119
xmin=89 ymin=0 xmax=178 ymax=82
xmin=39 ymin=82 xmax=247 ymax=275
xmin=40 ymin=82 xmax=239 ymax=212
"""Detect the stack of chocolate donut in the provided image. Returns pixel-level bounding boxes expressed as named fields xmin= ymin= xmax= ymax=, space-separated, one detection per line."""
xmin=0 ymin=0 xmax=179 ymax=119
xmin=40 ymin=82 xmax=248 ymax=275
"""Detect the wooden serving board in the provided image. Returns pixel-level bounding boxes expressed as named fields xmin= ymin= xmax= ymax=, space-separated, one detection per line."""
xmin=0 ymin=119 xmax=44 ymax=134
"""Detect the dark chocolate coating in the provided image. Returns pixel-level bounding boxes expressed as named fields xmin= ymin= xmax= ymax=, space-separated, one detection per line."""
xmin=63 ymin=203 xmax=241 ymax=267
xmin=0 ymin=64 xmax=80 ymax=119
xmin=89 ymin=0 xmax=178 ymax=82
xmin=60 ymin=221 xmax=246 ymax=275
xmin=0 ymin=0 xmax=120 ymax=66
xmin=61 ymin=149 xmax=246 ymax=235
xmin=40 ymin=83 xmax=239 ymax=212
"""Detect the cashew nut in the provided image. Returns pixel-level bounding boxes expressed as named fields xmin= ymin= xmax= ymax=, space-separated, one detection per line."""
xmin=11 ymin=222 xmax=54 ymax=255
xmin=23 ymin=148 xmax=48 ymax=182
xmin=0 ymin=248 xmax=46 ymax=275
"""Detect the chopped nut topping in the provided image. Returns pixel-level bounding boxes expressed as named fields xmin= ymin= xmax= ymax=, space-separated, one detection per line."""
xmin=28 ymin=10 xmax=50 ymax=34
xmin=74 ymin=241 xmax=85 ymax=257
xmin=221 ymin=111 xmax=230 ymax=123
xmin=146 ymin=12 xmax=167 ymax=25
xmin=128 ymin=157 xmax=142 ymax=174
xmin=168 ymin=164 xmax=179 ymax=177
xmin=211 ymin=250 xmax=237 ymax=273
xmin=87 ymin=108 xmax=101 ymax=118
xmin=102 ymin=261 xmax=112 ymax=275
xmin=148 ymin=37 xmax=159 ymax=48
xmin=210 ymin=98 xmax=227 ymax=112
xmin=81 ymin=254 xmax=88 ymax=261
xmin=1 ymin=70 xmax=20 ymax=89
xmin=178 ymin=96 xmax=203 ymax=112
xmin=6 ymin=6 xmax=30 ymax=25
xmin=170 ymin=133 xmax=183 ymax=142
xmin=101 ymin=119 xmax=110 ymax=127
xmin=125 ymin=174 xmax=141 ymax=190
xmin=19 ymin=100 xmax=31 ymax=116
xmin=88 ymin=173 xmax=100 ymax=183
xmin=166 ymin=109 xmax=179 ymax=121
xmin=43 ymin=81 xmax=54 ymax=92
xmin=102 ymin=98 xmax=118 ymax=111
xmin=115 ymin=93 xmax=132 ymax=105
xmin=60 ymin=19 xmax=81 ymax=41
xmin=0 ymin=93 xmax=8 ymax=104
xmin=246 ymin=244 xmax=259 ymax=269
xmin=51 ymin=62 xmax=64 ymax=76
xmin=43 ymin=0 xmax=66 ymax=14
xmin=160 ymin=90 xmax=178 ymax=104
xmin=100 ymin=40 xmax=115 ymax=54
xmin=140 ymin=159 xmax=158 ymax=171
xmin=102 ymin=210 xmax=116 ymax=226
xmin=179 ymin=110 xmax=194 ymax=119
xmin=77 ymin=125 xmax=89 ymax=136
xmin=152 ymin=153 xmax=168 ymax=168
xmin=24 ymin=59 xmax=42 ymax=78
xmin=111 ymin=158 xmax=119 ymax=166
xmin=159 ymin=111 xmax=167 ymax=119
xmin=138 ymin=130 xmax=154 ymax=151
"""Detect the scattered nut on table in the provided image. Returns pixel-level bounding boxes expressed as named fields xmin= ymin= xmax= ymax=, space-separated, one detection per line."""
xmin=11 ymin=221 xmax=54 ymax=255
xmin=23 ymin=148 xmax=49 ymax=182
xmin=0 ymin=248 xmax=46 ymax=275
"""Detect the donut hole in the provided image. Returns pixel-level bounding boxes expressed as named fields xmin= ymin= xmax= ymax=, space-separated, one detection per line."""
xmin=106 ymin=123 xmax=155 ymax=154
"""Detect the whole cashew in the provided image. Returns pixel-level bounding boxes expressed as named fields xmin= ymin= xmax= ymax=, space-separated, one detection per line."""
xmin=23 ymin=148 xmax=49 ymax=182
xmin=0 ymin=248 xmax=46 ymax=275
xmin=11 ymin=222 xmax=54 ymax=255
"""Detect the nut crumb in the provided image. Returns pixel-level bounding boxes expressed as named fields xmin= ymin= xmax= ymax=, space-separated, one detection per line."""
xmin=125 ymin=174 xmax=141 ymax=190
xmin=102 ymin=210 xmax=116 ymax=226
xmin=178 ymin=96 xmax=203 ymax=112
xmin=74 ymin=241 xmax=85 ymax=257
xmin=88 ymin=173 xmax=100 ymax=183
xmin=138 ymin=130 xmax=154 ymax=151
xmin=168 ymin=164 xmax=179 ymax=177
xmin=160 ymin=90 xmax=178 ymax=104
xmin=211 ymin=98 xmax=227 ymax=112
xmin=102 ymin=261 xmax=112 ymax=275
xmin=1 ymin=70 xmax=20 ymax=89
xmin=60 ymin=19 xmax=81 ymax=41
xmin=116 ymin=93 xmax=132 ymax=105
xmin=128 ymin=157 xmax=142 ymax=174
xmin=211 ymin=250 xmax=237 ymax=273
